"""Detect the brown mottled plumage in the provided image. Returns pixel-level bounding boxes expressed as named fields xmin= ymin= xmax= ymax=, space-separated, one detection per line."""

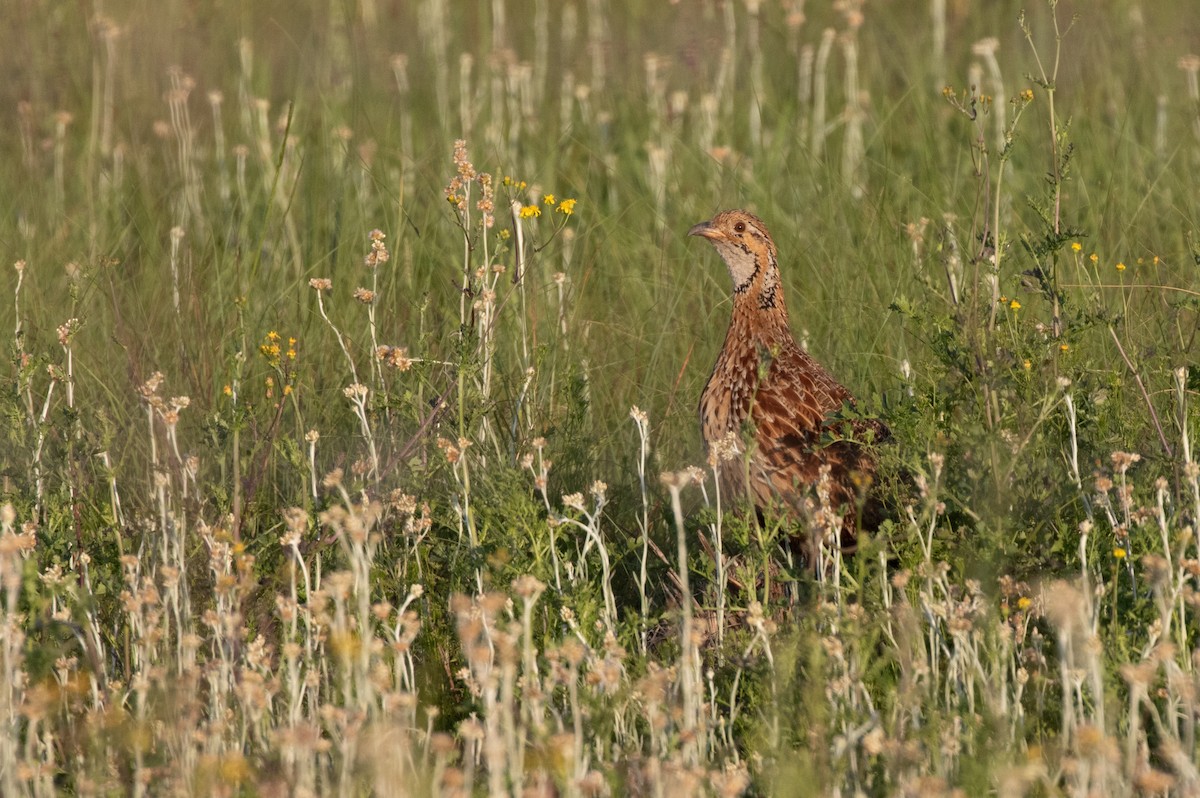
xmin=689 ymin=209 xmax=887 ymax=560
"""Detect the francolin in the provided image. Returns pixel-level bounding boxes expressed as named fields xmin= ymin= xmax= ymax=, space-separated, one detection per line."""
xmin=689 ymin=209 xmax=887 ymax=563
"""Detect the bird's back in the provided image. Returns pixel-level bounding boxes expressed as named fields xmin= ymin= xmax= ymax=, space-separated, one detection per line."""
xmin=700 ymin=317 xmax=879 ymax=515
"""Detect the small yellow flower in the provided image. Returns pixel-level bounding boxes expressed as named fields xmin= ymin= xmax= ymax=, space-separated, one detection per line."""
xmin=542 ymin=194 xmax=556 ymax=205
xmin=1089 ymin=253 xmax=1098 ymax=264
xmin=1009 ymin=299 xmax=1021 ymax=311
xmin=267 ymin=330 xmax=280 ymax=342
xmin=223 ymin=384 xmax=233 ymax=397
xmin=1115 ymin=261 xmax=1126 ymax=272
xmin=1060 ymin=344 xmax=1070 ymax=353
xmin=1071 ymin=242 xmax=1082 ymax=253
xmin=1017 ymin=596 xmax=1032 ymax=610
xmin=558 ymin=198 xmax=577 ymax=216
xmin=499 ymin=228 xmax=511 ymax=240
xmin=283 ymin=384 xmax=293 ymax=396
xmin=1113 ymin=547 xmax=1126 ymax=560
xmin=1023 ymin=359 xmax=1031 ymax=370
xmin=260 ymin=341 xmax=282 ymax=364
xmin=1152 ymin=255 xmax=1160 ymax=265
xmin=519 ymin=205 xmax=541 ymax=219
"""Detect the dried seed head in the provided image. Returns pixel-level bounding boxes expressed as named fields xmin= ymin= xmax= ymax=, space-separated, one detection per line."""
xmin=377 ymin=345 xmax=413 ymax=371
xmin=1110 ymin=451 xmax=1142 ymax=474
xmin=512 ymin=574 xmax=546 ymax=601
xmin=1041 ymin=580 xmax=1086 ymax=637
xmin=1142 ymin=554 xmax=1171 ymax=588
xmin=322 ymin=468 xmax=344 ymax=488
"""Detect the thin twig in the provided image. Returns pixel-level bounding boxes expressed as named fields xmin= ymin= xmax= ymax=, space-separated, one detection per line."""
xmin=1109 ymin=326 xmax=1173 ymax=459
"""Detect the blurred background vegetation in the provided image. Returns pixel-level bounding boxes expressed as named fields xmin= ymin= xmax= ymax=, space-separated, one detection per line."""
xmin=2 ymin=0 xmax=1197 ymax=473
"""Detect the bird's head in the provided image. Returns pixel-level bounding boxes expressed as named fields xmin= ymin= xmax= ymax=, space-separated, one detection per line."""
xmin=688 ymin=209 xmax=778 ymax=293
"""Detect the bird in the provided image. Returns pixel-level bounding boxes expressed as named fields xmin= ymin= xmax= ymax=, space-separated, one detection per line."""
xmin=688 ymin=209 xmax=888 ymax=564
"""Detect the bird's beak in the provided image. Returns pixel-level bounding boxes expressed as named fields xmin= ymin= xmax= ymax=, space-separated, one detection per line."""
xmin=688 ymin=220 xmax=722 ymax=240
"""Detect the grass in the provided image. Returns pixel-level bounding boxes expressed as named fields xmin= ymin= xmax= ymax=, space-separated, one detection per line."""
xmin=2 ymin=0 xmax=1200 ymax=794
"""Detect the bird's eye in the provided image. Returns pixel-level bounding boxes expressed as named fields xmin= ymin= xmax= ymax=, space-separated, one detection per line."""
xmin=733 ymin=222 xmax=746 ymax=233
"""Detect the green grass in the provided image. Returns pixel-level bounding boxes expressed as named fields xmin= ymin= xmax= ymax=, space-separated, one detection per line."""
xmin=2 ymin=0 xmax=1200 ymax=794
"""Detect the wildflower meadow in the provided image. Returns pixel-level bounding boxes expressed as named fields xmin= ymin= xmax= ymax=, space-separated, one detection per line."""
xmin=2 ymin=0 xmax=1200 ymax=795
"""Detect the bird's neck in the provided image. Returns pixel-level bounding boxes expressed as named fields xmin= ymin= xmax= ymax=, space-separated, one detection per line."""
xmin=729 ymin=251 xmax=791 ymax=341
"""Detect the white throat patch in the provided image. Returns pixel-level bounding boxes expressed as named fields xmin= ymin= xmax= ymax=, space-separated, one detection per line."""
xmin=715 ymin=239 xmax=760 ymax=292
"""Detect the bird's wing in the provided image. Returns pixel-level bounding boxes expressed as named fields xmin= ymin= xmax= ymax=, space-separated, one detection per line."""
xmin=752 ymin=343 xmax=852 ymax=436
xmin=747 ymin=344 xmax=886 ymax=503
xmin=743 ymin=347 xmax=846 ymax=494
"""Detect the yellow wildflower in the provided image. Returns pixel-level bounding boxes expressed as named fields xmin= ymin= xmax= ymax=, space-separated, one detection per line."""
xmin=1017 ymin=596 xmax=1032 ymax=610
xmin=1115 ymin=261 xmax=1126 ymax=272
xmin=558 ymin=198 xmax=577 ymax=216
xmin=1071 ymin=242 xmax=1082 ymax=253
xmin=1009 ymin=299 xmax=1021 ymax=311
xmin=542 ymin=194 xmax=556 ymax=205
xmin=260 ymin=340 xmax=282 ymax=365
xmin=1089 ymin=253 xmax=1098 ymax=264
xmin=223 ymin=384 xmax=233 ymax=397
xmin=1060 ymin=344 xmax=1070 ymax=353
xmin=519 ymin=205 xmax=541 ymax=219
xmin=1113 ymin=547 xmax=1126 ymax=560
xmin=1023 ymin=359 xmax=1031 ymax=370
